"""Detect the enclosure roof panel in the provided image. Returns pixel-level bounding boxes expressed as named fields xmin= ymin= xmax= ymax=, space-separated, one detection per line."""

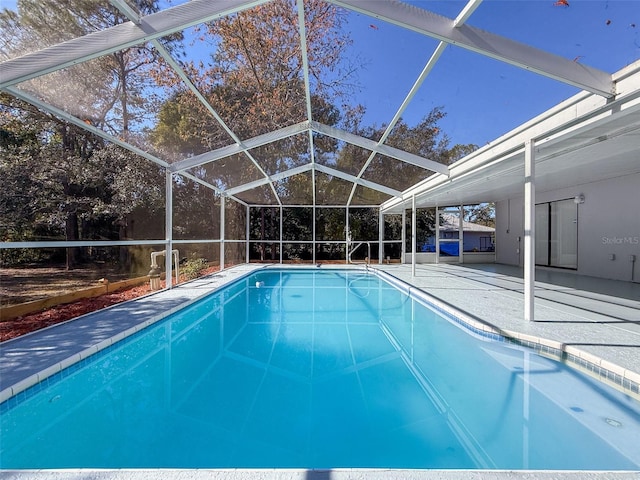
xmin=328 ymin=0 xmax=614 ymax=97
xmin=382 ymin=64 xmax=640 ymax=212
xmin=1 ymin=0 xmax=637 ymax=209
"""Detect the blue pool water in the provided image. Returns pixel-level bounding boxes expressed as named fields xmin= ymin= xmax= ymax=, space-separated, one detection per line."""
xmin=1 ymin=268 xmax=639 ymax=469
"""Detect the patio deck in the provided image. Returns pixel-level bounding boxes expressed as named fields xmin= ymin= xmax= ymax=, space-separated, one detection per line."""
xmin=374 ymin=263 xmax=640 ymax=380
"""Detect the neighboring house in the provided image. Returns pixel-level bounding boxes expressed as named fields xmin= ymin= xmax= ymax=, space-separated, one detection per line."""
xmin=421 ymin=213 xmax=495 ymax=255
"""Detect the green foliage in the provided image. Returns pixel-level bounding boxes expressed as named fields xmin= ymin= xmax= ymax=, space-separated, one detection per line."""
xmin=0 ymin=0 xmax=487 ymax=270
xmin=315 ymin=208 xmax=345 ymax=241
xmin=384 ymin=214 xmax=403 ymax=241
xmin=171 ymin=176 xmax=220 ymax=240
xmin=465 ymin=203 xmax=496 ymax=228
xmin=348 ymin=208 xmax=378 ymax=241
xmin=0 ymin=95 xmax=165 ymax=267
xmin=282 ymin=207 xmax=313 ymax=241
xmin=181 ymin=256 xmax=209 ymax=280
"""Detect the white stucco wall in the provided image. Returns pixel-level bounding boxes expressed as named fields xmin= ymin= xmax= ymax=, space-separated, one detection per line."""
xmin=496 ymin=197 xmax=524 ymax=267
xmin=496 ymin=172 xmax=640 ymax=282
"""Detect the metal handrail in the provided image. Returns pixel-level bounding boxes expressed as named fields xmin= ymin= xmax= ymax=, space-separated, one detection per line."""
xmin=348 ymin=241 xmax=371 ymax=265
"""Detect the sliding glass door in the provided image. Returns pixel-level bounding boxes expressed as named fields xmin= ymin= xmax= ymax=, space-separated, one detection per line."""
xmin=535 ymin=199 xmax=578 ymax=269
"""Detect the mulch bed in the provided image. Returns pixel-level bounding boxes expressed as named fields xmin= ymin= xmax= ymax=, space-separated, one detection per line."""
xmin=0 ymin=283 xmax=152 ymax=342
xmin=0 ymin=266 xmax=222 ymax=342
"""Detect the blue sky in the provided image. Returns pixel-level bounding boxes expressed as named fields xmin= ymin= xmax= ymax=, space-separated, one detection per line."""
xmin=343 ymin=0 xmax=640 ymax=147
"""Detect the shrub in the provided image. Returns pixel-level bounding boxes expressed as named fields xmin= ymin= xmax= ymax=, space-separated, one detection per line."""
xmin=181 ymin=256 xmax=208 ymax=280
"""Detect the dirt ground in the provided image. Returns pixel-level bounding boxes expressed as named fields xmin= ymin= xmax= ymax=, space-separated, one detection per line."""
xmin=0 ymin=283 xmax=152 ymax=342
xmin=0 ymin=265 xmax=219 ymax=342
xmin=0 ymin=265 xmax=134 ymax=305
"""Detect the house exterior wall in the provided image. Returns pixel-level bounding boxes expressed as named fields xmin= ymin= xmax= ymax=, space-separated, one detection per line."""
xmin=463 ymin=231 xmax=494 ymax=252
xmin=496 ymin=197 xmax=524 ymax=267
xmin=496 ymin=172 xmax=640 ymax=282
xmin=421 ymin=231 xmax=493 ymax=252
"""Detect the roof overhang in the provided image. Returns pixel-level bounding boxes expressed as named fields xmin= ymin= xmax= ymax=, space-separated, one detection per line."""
xmin=382 ymin=61 xmax=640 ymax=213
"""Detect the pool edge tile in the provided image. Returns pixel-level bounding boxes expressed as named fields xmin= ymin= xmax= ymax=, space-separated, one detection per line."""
xmin=371 ymin=267 xmax=640 ymax=401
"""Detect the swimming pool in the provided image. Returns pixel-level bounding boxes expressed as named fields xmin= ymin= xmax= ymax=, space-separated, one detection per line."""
xmin=1 ymin=268 xmax=639 ymax=469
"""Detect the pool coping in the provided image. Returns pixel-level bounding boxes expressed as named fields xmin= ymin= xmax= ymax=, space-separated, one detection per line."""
xmin=0 ymin=264 xmax=270 ymax=404
xmin=0 ymin=264 xmax=367 ymax=404
xmin=1 ymin=469 xmax=640 ymax=480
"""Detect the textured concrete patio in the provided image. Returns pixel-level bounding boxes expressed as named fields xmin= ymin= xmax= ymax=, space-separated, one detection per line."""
xmin=374 ymin=263 xmax=640 ymax=380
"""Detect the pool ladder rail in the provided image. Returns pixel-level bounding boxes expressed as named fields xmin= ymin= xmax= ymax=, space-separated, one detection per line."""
xmin=347 ymin=240 xmax=371 ymax=265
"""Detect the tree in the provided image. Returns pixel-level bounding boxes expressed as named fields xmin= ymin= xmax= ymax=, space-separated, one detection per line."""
xmin=327 ymin=107 xmax=473 ymax=198
xmin=0 ymin=94 xmax=165 ymax=268
xmin=1 ymin=0 xmax=179 ymax=135
xmin=0 ymin=100 xmax=48 ymax=245
xmin=152 ymin=0 xmax=355 ymax=254
xmin=1 ymin=1 xmax=178 ymax=267
xmin=172 ymin=175 xmax=221 ymax=241
xmin=465 ymin=203 xmax=495 ymax=228
xmin=152 ymin=0 xmax=351 ymax=159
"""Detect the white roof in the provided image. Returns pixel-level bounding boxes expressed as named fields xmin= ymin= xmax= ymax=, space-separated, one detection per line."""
xmin=440 ymin=213 xmax=495 ymax=233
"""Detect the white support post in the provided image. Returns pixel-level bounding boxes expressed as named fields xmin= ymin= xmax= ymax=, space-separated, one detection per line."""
xmin=165 ymin=170 xmax=173 ymax=289
xmin=435 ymin=206 xmax=440 ymax=265
xmin=378 ymin=208 xmax=384 ymax=265
xmin=459 ymin=204 xmax=464 ymax=264
xmin=401 ymin=208 xmax=406 ymax=264
xmin=412 ymin=195 xmax=417 ymax=277
xmin=246 ymin=205 xmax=250 ymax=264
xmin=524 ymin=139 xmax=536 ymax=322
xmin=279 ymin=206 xmax=283 ymax=264
xmin=312 ymin=204 xmax=316 ymax=264
xmin=345 ymin=206 xmax=350 ymax=265
xmin=220 ymin=196 xmax=225 ymax=271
